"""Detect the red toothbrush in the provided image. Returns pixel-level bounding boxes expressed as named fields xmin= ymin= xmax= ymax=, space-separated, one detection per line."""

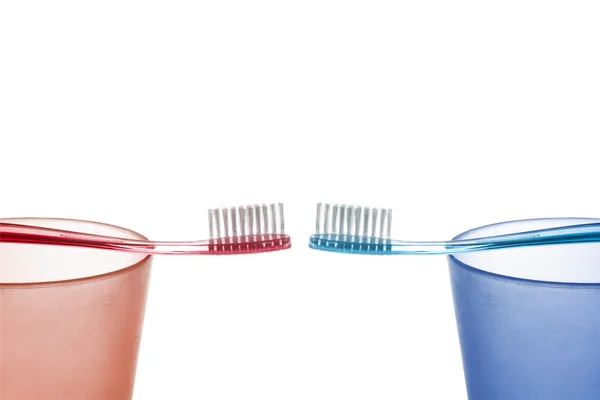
xmin=0 ymin=203 xmax=291 ymax=255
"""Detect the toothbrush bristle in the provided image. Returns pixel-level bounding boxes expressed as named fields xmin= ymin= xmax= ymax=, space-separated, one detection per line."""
xmin=315 ymin=203 xmax=392 ymax=240
xmin=311 ymin=203 xmax=392 ymax=254
xmin=207 ymin=203 xmax=289 ymax=254
xmin=208 ymin=203 xmax=286 ymax=239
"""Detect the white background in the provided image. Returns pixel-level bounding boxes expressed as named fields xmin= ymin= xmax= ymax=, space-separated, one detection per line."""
xmin=1 ymin=0 xmax=599 ymax=399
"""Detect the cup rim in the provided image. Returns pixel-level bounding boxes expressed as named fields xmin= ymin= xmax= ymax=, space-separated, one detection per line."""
xmin=448 ymin=217 xmax=600 ymax=288
xmin=0 ymin=217 xmax=152 ymax=289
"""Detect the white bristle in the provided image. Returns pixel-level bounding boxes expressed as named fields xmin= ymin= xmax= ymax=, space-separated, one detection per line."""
xmin=208 ymin=203 xmax=285 ymax=239
xmin=331 ymin=204 xmax=340 ymax=234
xmin=239 ymin=207 xmax=246 ymax=237
xmin=362 ymin=207 xmax=370 ymax=237
xmin=270 ymin=203 xmax=277 ymax=234
xmin=255 ymin=205 xmax=262 ymax=234
xmin=347 ymin=205 xmax=355 ymax=236
xmin=222 ymin=208 xmax=229 ymax=238
xmin=379 ymin=209 xmax=387 ymax=239
xmin=387 ymin=209 xmax=392 ymax=238
xmin=261 ymin=204 xmax=269 ymax=233
xmin=278 ymin=203 xmax=285 ymax=234
xmin=230 ymin=206 xmax=238 ymax=237
xmin=208 ymin=209 xmax=215 ymax=239
xmin=370 ymin=208 xmax=379 ymax=238
xmin=316 ymin=203 xmax=323 ymax=234
xmin=354 ymin=206 xmax=363 ymax=237
xmin=315 ymin=203 xmax=392 ymax=239
xmin=248 ymin=205 xmax=255 ymax=235
xmin=214 ymin=210 xmax=222 ymax=238
xmin=323 ymin=204 xmax=331 ymax=234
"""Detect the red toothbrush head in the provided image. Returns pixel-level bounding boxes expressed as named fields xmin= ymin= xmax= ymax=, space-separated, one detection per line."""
xmin=207 ymin=203 xmax=291 ymax=254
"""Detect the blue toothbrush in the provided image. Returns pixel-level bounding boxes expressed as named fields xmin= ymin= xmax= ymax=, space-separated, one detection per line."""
xmin=308 ymin=203 xmax=600 ymax=255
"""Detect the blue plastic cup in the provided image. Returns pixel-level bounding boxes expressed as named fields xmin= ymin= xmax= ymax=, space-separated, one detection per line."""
xmin=448 ymin=218 xmax=600 ymax=400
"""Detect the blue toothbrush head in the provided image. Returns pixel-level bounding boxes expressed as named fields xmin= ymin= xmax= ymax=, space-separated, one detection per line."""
xmin=309 ymin=203 xmax=393 ymax=254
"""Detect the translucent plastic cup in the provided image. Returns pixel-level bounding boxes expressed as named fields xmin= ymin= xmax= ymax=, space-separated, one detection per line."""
xmin=448 ymin=218 xmax=600 ymax=400
xmin=0 ymin=218 xmax=152 ymax=400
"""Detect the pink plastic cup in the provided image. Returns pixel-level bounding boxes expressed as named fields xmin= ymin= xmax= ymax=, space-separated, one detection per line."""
xmin=0 ymin=218 xmax=152 ymax=400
